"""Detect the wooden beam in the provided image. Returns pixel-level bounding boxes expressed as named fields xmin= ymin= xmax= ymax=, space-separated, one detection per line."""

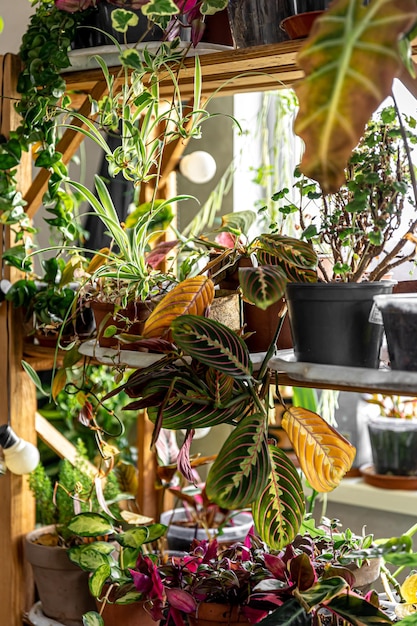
xmin=0 ymin=53 xmax=37 ymax=626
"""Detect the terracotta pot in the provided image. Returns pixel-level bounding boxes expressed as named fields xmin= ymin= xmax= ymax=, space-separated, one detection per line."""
xmin=25 ymin=526 xmax=96 ymax=626
xmin=201 ymin=9 xmax=234 ymax=46
xmin=189 ymin=603 xmax=250 ymax=626
xmin=280 ymin=10 xmax=324 ymax=39
xmin=90 ymin=299 xmax=154 ymax=350
xmin=243 ymin=298 xmax=292 ymax=353
xmin=95 ymin=596 xmax=159 ymax=626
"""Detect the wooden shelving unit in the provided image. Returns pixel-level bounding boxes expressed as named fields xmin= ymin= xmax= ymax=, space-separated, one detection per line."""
xmin=3 ymin=38 xmax=417 ymax=625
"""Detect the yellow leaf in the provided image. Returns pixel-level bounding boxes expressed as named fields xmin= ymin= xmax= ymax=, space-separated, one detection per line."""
xmin=86 ymin=248 xmax=110 ymax=274
xmin=401 ymin=573 xmax=417 ymax=604
xmin=51 ymin=369 xmax=67 ymax=401
xmin=142 ymin=276 xmax=215 ymax=339
xmin=120 ymin=510 xmax=154 ymax=525
xmin=282 ymin=406 xmax=356 ymax=492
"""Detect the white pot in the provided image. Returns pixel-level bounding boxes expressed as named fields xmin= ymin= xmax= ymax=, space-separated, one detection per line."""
xmin=160 ymin=508 xmax=253 ymax=551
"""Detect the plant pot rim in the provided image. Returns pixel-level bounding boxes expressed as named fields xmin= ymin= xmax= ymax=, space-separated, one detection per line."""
xmin=160 ymin=508 xmax=253 ymax=540
xmin=374 ymin=293 xmax=417 ymax=312
xmin=368 ymin=415 xmax=417 ymax=429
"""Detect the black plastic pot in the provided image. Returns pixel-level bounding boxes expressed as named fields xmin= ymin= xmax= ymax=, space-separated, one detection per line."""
xmin=285 ymin=282 xmax=394 ymax=368
xmin=72 ymin=1 xmax=164 ymax=49
xmin=368 ymin=416 xmax=417 ymax=476
xmin=373 ymin=294 xmax=417 ymax=371
xmin=227 ymin=0 xmax=329 ymax=47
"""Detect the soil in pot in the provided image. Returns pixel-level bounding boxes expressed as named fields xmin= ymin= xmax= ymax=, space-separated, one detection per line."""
xmin=25 ymin=526 xmax=96 ymax=626
xmin=160 ymin=508 xmax=253 ymax=552
xmin=367 ymin=416 xmax=417 ymax=476
xmin=285 ymin=281 xmax=394 ymax=368
xmin=373 ymin=293 xmax=417 ymax=371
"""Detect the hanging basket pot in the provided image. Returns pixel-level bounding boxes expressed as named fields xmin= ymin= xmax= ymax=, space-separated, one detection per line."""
xmin=285 ymin=281 xmax=394 ymax=368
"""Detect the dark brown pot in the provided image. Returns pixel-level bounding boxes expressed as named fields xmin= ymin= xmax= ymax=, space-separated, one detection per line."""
xmin=243 ymin=299 xmax=292 ymax=353
xmin=90 ymin=299 xmax=154 ymax=350
xmin=201 ymin=9 xmax=234 ymax=46
xmin=25 ymin=526 xmax=95 ymax=626
xmin=188 ymin=603 xmax=250 ymax=626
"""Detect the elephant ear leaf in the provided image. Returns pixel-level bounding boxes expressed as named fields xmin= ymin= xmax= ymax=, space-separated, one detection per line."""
xmin=282 ymin=407 xmax=356 ymax=492
xmin=205 ymin=412 xmax=270 ymax=509
xmin=252 ymin=445 xmax=305 ymax=550
xmin=142 ymin=276 xmax=214 ymax=339
xmin=294 ymin=0 xmax=417 ymax=193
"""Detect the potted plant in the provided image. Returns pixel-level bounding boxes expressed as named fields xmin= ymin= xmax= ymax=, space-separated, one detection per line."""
xmin=363 ymin=393 xmax=417 ymax=481
xmin=274 ymin=104 xmax=417 ymax=368
xmin=149 ymin=524 xmax=402 ymax=626
xmin=66 ymin=511 xmax=167 ymax=626
xmin=25 ymin=442 xmax=123 ymax=626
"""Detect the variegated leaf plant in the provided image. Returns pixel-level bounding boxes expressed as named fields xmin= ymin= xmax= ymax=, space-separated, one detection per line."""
xmin=112 ymin=311 xmax=355 ymax=550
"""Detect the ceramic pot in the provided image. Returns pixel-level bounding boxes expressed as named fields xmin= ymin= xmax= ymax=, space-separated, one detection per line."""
xmin=280 ymin=10 xmax=324 ymax=39
xmin=227 ymin=0 xmax=329 ymax=48
xmin=25 ymin=526 xmax=95 ymax=626
xmin=189 ymin=603 xmax=250 ymax=626
xmin=285 ymin=281 xmax=394 ymax=368
xmin=373 ymin=293 xmax=417 ymax=371
xmin=160 ymin=508 xmax=253 ymax=552
xmin=89 ymin=298 xmax=154 ymax=350
xmin=368 ymin=416 xmax=417 ymax=476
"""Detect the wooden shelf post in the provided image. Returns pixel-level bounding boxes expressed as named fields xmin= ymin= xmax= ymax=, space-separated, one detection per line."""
xmin=0 ymin=54 xmax=37 ymax=625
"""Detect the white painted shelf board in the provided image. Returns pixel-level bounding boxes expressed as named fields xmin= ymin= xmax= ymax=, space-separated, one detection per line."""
xmin=269 ymin=350 xmax=417 ymax=394
xmin=324 ymin=478 xmax=417 ymax=516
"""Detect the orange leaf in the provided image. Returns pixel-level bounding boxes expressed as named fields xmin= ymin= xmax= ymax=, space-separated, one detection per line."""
xmin=142 ymin=276 xmax=215 ymax=340
xmin=51 ymin=369 xmax=67 ymax=401
xmin=282 ymin=406 xmax=356 ymax=492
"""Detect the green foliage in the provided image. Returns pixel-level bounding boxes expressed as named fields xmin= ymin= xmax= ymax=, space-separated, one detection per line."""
xmin=28 ymin=464 xmax=56 ymax=527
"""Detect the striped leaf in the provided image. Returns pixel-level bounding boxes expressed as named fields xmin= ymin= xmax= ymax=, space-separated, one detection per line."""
xmin=251 ymin=445 xmax=305 ymax=550
xmin=294 ymin=0 xmax=417 ymax=193
xmin=238 ymin=265 xmax=288 ymax=310
xmin=282 ymin=407 xmax=356 ymax=492
xmin=205 ymin=412 xmax=270 ymax=509
xmin=142 ymin=276 xmax=215 ymax=339
xmin=256 ymin=234 xmax=318 ymax=270
xmin=171 ymin=315 xmax=252 ymax=380
xmin=147 ymin=395 xmax=250 ymax=430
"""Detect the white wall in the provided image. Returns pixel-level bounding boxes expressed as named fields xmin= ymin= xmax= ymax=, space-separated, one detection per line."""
xmin=0 ymin=0 xmax=34 ymax=55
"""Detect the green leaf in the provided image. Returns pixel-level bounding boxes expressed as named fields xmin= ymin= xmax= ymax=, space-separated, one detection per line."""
xmin=171 ymin=315 xmax=252 ymax=380
xmin=67 ymin=512 xmax=115 ymax=537
xmin=82 ymin=611 xmax=105 ymax=626
xmin=239 ymin=265 xmax=288 ymax=310
xmin=205 ymin=412 xmax=270 ymax=509
xmin=117 ymin=527 xmax=148 ymax=549
xmin=256 ymin=599 xmax=310 ymax=626
xmin=324 ymin=591 xmax=395 ymax=625
xmin=218 ymin=210 xmax=256 ymax=236
xmin=89 ymin=563 xmax=112 ymax=598
xmin=68 ymin=544 xmax=113 ymax=573
xmin=142 ymin=0 xmax=179 ymax=16
xmin=21 ymin=361 xmax=49 ymax=397
xmin=111 ymin=8 xmax=139 ymax=32
xmin=252 ymin=445 xmax=305 ymax=550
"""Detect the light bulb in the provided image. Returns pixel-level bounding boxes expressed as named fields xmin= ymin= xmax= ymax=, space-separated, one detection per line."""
xmin=0 ymin=425 xmax=40 ymax=475
xmin=179 ymin=151 xmax=217 ymax=184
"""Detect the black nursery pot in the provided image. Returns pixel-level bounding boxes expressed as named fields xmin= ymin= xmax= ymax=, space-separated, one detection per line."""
xmin=368 ymin=416 xmax=417 ymax=476
xmin=373 ymin=294 xmax=417 ymax=371
xmin=72 ymin=1 xmax=164 ymax=49
xmin=285 ymin=282 xmax=394 ymax=368
xmin=227 ymin=0 xmax=329 ymax=47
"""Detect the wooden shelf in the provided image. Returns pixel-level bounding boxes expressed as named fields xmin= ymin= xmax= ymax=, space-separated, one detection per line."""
xmin=63 ymin=40 xmax=304 ymax=104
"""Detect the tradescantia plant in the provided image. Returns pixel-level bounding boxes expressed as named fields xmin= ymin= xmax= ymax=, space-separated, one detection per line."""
xmin=293 ymin=0 xmax=417 ymax=193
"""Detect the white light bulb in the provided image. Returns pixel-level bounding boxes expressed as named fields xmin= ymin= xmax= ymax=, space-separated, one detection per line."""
xmin=179 ymin=151 xmax=217 ymax=184
xmin=0 ymin=426 xmax=40 ymax=475
xmin=3 ymin=439 xmax=40 ymax=475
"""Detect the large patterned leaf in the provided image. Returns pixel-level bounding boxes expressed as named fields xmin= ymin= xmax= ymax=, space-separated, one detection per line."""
xmin=171 ymin=315 xmax=253 ymax=380
xmin=256 ymin=234 xmax=318 ymax=270
xmin=205 ymin=412 xmax=270 ymax=509
xmin=147 ymin=397 xmax=250 ymax=430
xmin=251 ymin=445 xmax=305 ymax=550
xmin=282 ymin=407 xmax=356 ymax=492
xmin=294 ymin=0 xmax=417 ymax=193
xmin=238 ymin=265 xmax=288 ymax=310
xmin=142 ymin=276 xmax=215 ymax=339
